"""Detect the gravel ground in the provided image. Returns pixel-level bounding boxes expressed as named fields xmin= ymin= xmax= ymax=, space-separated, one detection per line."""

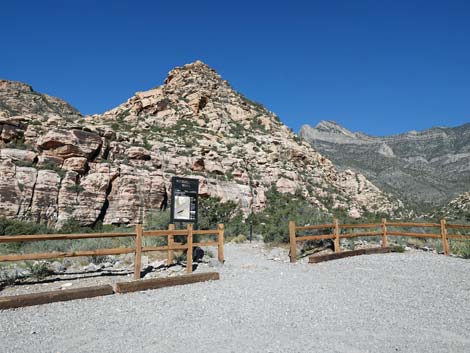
xmin=1 ymin=243 xmax=469 ymax=353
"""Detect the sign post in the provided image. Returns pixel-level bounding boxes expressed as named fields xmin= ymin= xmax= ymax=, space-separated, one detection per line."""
xmin=170 ymin=177 xmax=199 ymax=228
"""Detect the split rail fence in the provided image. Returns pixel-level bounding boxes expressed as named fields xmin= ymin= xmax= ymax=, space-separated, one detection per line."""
xmin=289 ymin=218 xmax=470 ymax=263
xmin=0 ymin=223 xmax=225 ymax=279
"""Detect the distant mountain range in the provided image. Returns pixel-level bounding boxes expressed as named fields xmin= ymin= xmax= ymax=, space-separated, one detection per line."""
xmin=300 ymin=121 xmax=470 ymax=213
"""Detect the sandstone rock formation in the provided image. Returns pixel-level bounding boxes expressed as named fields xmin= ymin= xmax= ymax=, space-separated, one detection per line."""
xmin=0 ymin=62 xmax=403 ymax=228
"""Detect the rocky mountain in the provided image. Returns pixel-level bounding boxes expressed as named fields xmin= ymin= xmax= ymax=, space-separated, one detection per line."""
xmin=0 ymin=61 xmax=403 ymax=228
xmin=0 ymin=80 xmax=81 ymax=118
xmin=300 ymin=121 xmax=470 ymax=210
xmin=434 ymin=192 xmax=470 ymax=221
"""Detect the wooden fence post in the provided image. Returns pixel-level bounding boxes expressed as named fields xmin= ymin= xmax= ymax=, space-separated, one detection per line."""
xmin=381 ymin=218 xmax=388 ymax=248
xmin=440 ymin=219 xmax=450 ymax=256
xmin=217 ymin=223 xmax=225 ymax=263
xmin=334 ymin=218 xmax=340 ymax=253
xmin=289 ymin=221 xmax=296 ymax=263
xmin=167 ymin=224 xmax=175 ymax=266
xmin=186 ymin=223 xmax=193 ymax=273
xmin=134 ymin=224 xmax=143 ymax=280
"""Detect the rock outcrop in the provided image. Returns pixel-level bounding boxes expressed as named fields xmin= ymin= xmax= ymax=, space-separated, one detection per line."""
xmin=0 ymin=62 xmax=403 ymax=228
xmin=300 ymin=121 xmax=470 ymax=210
xmin=434 ymin=192 xmax=470 ymax=221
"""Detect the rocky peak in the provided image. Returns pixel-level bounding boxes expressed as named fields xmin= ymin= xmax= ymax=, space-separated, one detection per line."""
xmin=164 ymin=60 xmax=222 ymax=86
xmin=0 ymin=79 xmax=81 ymax=118
xmin=0 ymin=80 xmax=34 ymax=93
xmin=313 ymin=120 xmax=356 ymax=137
xmin=0 ymin=63 xmax=404 ymax=228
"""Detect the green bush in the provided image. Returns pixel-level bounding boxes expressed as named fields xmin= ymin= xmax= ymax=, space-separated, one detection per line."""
xmin=0 ymin=217 xmax=53 ymax=236
xmin=198 ymin=196 xmax=248 ymax=237
xmin=251 ymin=187 xmax=330 ymax=243
xmin=452 ymin=241 xmax=470 ymax=259
xmin=25 ymin=261 xmax=51 ymax=280
xmin=0 ymin=217 xmax=133 ymax=256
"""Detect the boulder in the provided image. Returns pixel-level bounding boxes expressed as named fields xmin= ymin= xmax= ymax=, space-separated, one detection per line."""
xmin=37 ymin=129 xmax=102 ymax=160
xmin=276 ymin=177 xmax=297 ymax=194
xmin=126 ymin=146 xmax=151 ymax=160
xmin=0 ymin=148 xmax=37 ymax=163
xmin=63 ymin=157 xmax=88 ymax=174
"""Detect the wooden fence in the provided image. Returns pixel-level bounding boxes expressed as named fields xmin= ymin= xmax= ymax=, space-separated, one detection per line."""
xmin=0 ymin=223 xmax=225 ymax=279
xmin=289 ymin=218 xmax=470 ymax=263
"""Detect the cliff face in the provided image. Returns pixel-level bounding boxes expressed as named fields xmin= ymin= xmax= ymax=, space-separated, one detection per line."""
xmin=300 ymin=121 xmax=470 ymax=209
xmin=0 ymin=62 xmax=403 ymax=228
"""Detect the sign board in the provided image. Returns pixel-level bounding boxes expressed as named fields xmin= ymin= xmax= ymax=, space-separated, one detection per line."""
xmin=170 ymin=177 xmax=199 ymax=225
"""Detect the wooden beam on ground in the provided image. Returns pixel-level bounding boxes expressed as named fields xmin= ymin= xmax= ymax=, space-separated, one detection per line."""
xmin=0 ymin=285 xmax=114 ymax=310
xmin=308 ymin=247 xmax=398 ymax=264
xmin=114 ymin=272 xmax=220 ymax=294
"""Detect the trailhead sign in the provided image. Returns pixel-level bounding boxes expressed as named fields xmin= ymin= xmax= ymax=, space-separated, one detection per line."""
xmin=170 ymin=177 xmax=199 ymax=225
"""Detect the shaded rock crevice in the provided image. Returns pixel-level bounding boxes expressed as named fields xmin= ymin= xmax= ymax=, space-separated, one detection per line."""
xmin=93 ymin=172 xmax=119 ymax=227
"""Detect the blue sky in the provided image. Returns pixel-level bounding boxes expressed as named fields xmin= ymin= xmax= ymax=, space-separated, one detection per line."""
xmin=1 ymin=0 xmax=469 ymax=135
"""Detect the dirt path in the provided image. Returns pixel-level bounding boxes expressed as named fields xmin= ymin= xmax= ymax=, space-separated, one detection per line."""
xmin=1 ymin=243 xmax=469 ymax=353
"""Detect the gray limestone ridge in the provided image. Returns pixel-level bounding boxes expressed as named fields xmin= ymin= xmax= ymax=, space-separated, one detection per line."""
xmin=0 ymin=61 xmax=403 ymax=228
xmin=300 ymin=120 xmax=470 ymax=211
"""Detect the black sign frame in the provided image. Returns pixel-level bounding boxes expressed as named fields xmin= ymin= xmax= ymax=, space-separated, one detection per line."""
xmin=170 ymin=176 xmax=199 ymax=226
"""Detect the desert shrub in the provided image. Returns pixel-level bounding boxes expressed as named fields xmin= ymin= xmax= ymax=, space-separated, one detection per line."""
xmin=145 ymin=209 xmax=171 ymax=231
xmin=231 ymin=234 xmax=247 ymax=243
xmin=0 ymin=217 xmax=133 ymax=257
xmin=25 ymin=261 xmax=51 ymax=280
xmin=0 ymin=217 xmax=52 ymax=236
xmin=198 ymin=196 xmax=248 ymax=237
xmin=251 ymin=187 xmax=330 ymax=243
xmin=393 ymin=245 xmax=406 ymax=253
xmin=451 ymin=241 xmax=470 ymax=259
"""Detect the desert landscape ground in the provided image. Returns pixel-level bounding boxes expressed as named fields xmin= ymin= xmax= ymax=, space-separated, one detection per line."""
xmin=1 ymin=243 xmax=469 ymax=353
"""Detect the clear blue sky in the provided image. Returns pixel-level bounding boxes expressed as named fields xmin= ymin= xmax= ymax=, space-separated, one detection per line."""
xmin=1 ymin=0 xmax=469 ymax=135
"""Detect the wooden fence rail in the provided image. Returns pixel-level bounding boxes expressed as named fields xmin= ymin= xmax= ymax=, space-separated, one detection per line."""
xmin=0 ymin=224 xmax=225 ymax=279
xmin=289 ymin=218 xmax=470 ymax=263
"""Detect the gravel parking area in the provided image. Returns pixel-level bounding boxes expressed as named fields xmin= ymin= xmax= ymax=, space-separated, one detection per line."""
xmin=1 ymin=243 xmax=469 ymax=353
